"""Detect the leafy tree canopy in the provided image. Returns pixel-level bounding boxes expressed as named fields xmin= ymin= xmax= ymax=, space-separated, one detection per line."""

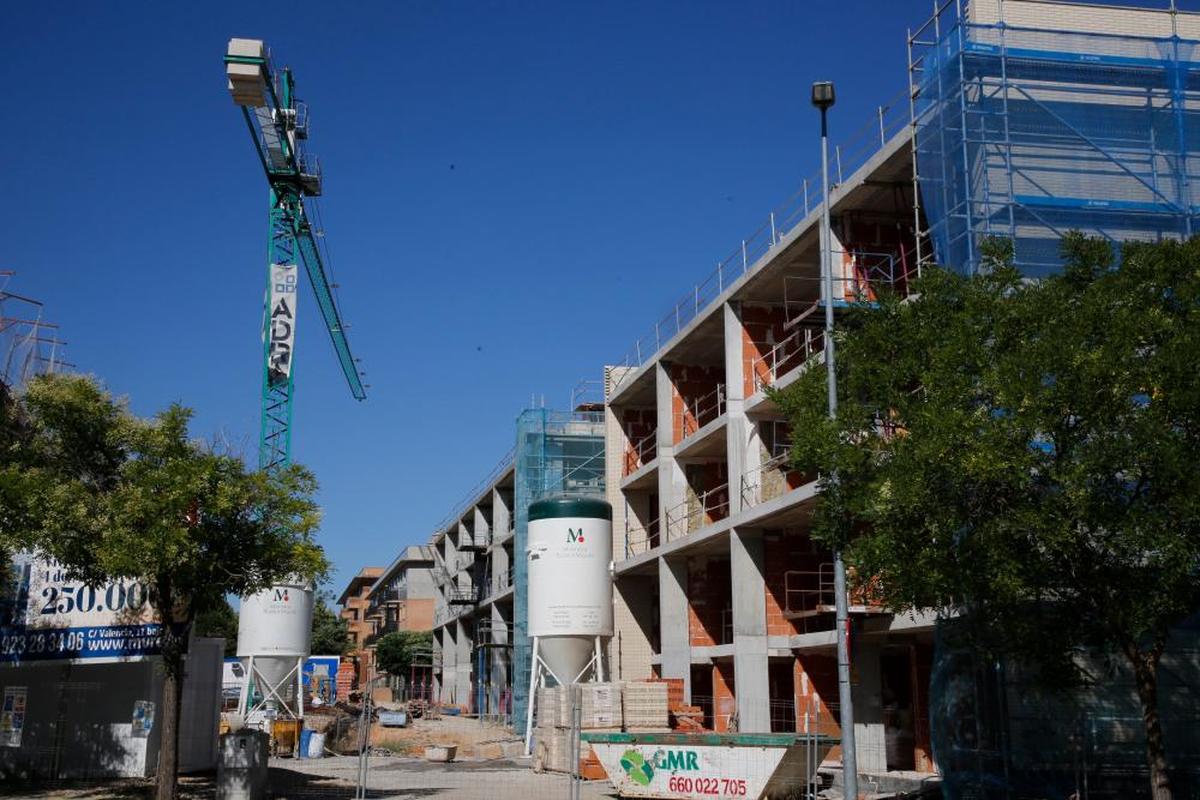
xmin=374 ymin=629 xmax=433 ymax=677
xmin=775 ymin=235 xmax=1200 ymax=799
xmin=2 ymin=373 xmax=328 ymax=800
xmin=310 ymin=592 xmax=351 ymax=656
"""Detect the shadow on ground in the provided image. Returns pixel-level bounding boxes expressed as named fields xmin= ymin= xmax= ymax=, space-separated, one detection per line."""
xmin=0 ymin=766 xmax=449 ymax=799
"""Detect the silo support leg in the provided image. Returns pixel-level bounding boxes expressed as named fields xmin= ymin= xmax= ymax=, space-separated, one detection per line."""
xmin=524 ymin=638 xmax=540 ymax=756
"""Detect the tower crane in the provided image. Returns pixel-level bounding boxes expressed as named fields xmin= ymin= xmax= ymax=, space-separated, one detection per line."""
xmin=224 ymin=39 xmax=366 ymax=735
xmin=224 ymin=38 xmax=365 ymax=472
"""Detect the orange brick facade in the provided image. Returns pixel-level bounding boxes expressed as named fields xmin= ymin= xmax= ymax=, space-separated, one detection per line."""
xmin=339 ymin=567 xmax=383 ymax=689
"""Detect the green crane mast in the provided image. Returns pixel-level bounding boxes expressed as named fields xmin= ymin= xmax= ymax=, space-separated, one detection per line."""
xmin=224 ymin=39 xmax=366 ymax=472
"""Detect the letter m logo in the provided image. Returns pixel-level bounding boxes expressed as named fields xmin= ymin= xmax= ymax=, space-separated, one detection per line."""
xmin=567 ymin=528 xmax=585 ymax=544
xmin=274 ymin=588 xmax=289 ymax=602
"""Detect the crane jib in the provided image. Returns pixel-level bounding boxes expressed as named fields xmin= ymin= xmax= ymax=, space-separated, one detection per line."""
xmin=226 ymin=37 xmax=366 ymax=473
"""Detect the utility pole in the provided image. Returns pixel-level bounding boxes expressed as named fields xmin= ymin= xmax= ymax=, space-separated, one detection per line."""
xmin=812 ymin=79 xmax=859 ymax=800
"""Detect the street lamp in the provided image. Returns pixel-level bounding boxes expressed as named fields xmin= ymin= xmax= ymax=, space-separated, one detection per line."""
xmin=812 ymin=79 xmax=859 ymax=800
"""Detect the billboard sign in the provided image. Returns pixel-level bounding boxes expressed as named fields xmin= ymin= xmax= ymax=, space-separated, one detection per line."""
xmin=1 ymin=555 xmax=166 ymax=665
xmin=266 ymin=262 xmax=298 ymax=385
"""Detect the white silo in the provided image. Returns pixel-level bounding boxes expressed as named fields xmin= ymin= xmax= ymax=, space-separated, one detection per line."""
xmin=235 ymin=579 xmax=313 ymax=737
xmin=524 ymin=496 xmax=613 ymax=749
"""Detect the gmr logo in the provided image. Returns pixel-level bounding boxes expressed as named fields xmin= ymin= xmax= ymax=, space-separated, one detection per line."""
xmin=567 ymin=527 xmax=585 ymax=544
xmin=273 ymin=588 xmax=290 ymax=602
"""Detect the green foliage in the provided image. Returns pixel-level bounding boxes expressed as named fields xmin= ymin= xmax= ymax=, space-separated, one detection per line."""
xmin=775 ymin=234 xmax=1200 ymax=672
xmin=374 ymin=629 xmax=433 ymax=677
xmin=4 ymin=373 xmax=329 ymax=657
xmin=310 ymin=593 xmax=351 ymax=656
xmin=195 ymin=598 xmax=239 ymax=657
xmin=3 ymin=372 xmax=333 ymax=797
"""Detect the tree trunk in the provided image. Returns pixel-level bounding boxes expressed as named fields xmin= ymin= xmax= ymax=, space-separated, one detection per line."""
xmin=1126 ymin=642 xmax=1172 ymax=800
xmin=154 ymin=584 xmax=189 ymax=800
xmin=155 ymin=654 xmax=181 ymax=800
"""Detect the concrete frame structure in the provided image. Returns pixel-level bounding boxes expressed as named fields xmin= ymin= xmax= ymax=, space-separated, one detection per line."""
xmin=359 ymin=547 xmax=437 ymax=689
xmin=602 ymin=0 xmax=1200 ymax=779
xmin=418 ymin=406 xmax=607 ymax=724
xmin=604 ymin=96 xmax=932 ymax=776
xmin=427 ymin=454 xmax=517 ymax=716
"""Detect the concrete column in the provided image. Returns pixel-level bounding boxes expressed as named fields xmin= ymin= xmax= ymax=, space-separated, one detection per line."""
xmin=456 ymin=617 xmax=473 ymax=709
xmin=490 ymin=538 xmax=509 ymax=597
xmin=473 ymin=506 xmax=490 ymax=547
xmin=457 ymin=522 xmax=474 ymax=596
xmin=724 ymin=303 xmax=755 ymax=514
xmin=658 ymin=555 xmax=691 ymax=701
xmin=851 ymin=642 xmax=887 ymax=772
xmin=730 ymin=527 xmax=770 ymax=731
xmin=656 ymin=362 xmax=687 ymax=536
xmin=440 ymin=625 xmax=456 ymax=704
xmin=491 ymin=488 xmax=511 ymax=539
xmin=490 ymin=603 xmax=509 ymax=715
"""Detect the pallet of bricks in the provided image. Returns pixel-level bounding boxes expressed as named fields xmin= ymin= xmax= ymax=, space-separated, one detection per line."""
xmin=649 ymin=677 xmax=705 ymax=731
xmin=622 ymin=680 xmax=670 ymax=731
xmin=532 ymin=683 xmax=621 ymax=776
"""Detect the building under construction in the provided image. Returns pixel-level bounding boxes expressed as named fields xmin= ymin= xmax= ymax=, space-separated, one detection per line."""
xmin=603 ymin=0 xmax=1200 ymax=787
xmin=418 ymin=405 xmax=606 ymax=725
xmin=342 ymin=0 xmax=1200 ymax=792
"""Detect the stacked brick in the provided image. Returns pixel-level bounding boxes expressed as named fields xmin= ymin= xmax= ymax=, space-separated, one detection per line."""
xmin=336 ymin=659 xmax=356 ymax=699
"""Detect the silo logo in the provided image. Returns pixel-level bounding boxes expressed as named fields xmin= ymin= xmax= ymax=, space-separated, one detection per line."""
xmin=273 ymin=588 xmax=290 ymax=602
xmin=567 ymin=527 xmax=585 ymax=544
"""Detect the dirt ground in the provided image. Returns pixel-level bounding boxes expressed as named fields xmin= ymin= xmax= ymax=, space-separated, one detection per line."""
xmin=365 ymin=714 xmax=527 ymax=760
xmin=0 ymin=717 xmax=616 ymax=800
xmin=0 ymin=755 xmax=617 ymax=800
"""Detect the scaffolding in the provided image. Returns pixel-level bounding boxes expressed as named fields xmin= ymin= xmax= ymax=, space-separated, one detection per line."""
xmin=910 ymin=0 xmax=1200 ymax=276
xmin=0 ymin=272 xmax=70 ymax=391
xmin=511 ymin=408 xmax=606 ymax=730
xmin=932 ymin=615 xmax=1200 ymax=799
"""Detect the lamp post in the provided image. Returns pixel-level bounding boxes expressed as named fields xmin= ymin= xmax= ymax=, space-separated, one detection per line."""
xmin=812 ymin=79 xmax=859 ymax=800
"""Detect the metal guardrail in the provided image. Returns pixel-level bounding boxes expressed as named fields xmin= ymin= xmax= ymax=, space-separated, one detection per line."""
xmin=676 ymin=384 xmax=726 ymax=443
xmin=664 ymin=487 xmax=730 ymax=541
xmin=784 ymin=565 xmax=837 ymax=617
xmin=623 ymin=429 xmax=658 ymax=477
xmin=748 ymin=329 xmax=825 ymax=396
xmin=739 ymin=450 xmax=795 ymax=509
xmin=784 ymin=564 xmax=885 ymax=615
xmin=624 ymin=518 xmax=661 ymax=559
xmin=609 ymin=89 xmax=910 ymax=392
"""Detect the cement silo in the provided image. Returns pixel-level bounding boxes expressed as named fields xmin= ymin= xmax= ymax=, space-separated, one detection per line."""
xmin=524 ymin=496 xmax=612 ymax=747
xmin=235 ymin=579 xmax=313 ymax=738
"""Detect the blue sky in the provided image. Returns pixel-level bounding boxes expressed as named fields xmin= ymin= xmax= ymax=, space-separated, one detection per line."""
xmin=3 ymin=0 xmax=956 ymax=593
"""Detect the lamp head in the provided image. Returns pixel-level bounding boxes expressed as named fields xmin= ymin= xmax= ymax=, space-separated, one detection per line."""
xmin=811 ymin=81 xmax=836 ymax=111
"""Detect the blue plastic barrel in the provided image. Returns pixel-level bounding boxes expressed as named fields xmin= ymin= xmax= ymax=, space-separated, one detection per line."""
xmin=298 ymin=728 xmax=313 ymax=760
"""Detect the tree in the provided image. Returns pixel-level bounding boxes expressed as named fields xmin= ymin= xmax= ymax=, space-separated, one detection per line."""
xmin=8 ymin=374 xmax=327 ymax=800
xmin=374 ymin=630 xmax=433 ymax=678
xmin=195 ymin=598 xmax=239 ymax=658
xmin=310 ymin=593 xmax=351 ymax=656
xmin=775 ymin=236 xmax=1200 ymax=800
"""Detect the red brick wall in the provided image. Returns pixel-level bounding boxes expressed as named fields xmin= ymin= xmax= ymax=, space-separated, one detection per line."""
xmin=794 ymin=654 xmax=842 ymax=759
xmin=684 ymin=462 xmax=730 ymax=528
xmin=763 ymin=532 xmax=827 ymax=637
xmin=669 ymin=364 xmax=724 ymax=443
xmin=687 ymin=556 xmax=732 ymax=647
xmin=741 ymin=305 xmax=790 ymax=397
xmin=622 ymin=408 xmax=657 ymax=476
xmin=713 ymin=662 xmax=736 ymax=732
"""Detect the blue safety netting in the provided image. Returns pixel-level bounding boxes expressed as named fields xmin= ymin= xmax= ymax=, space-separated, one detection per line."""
xmin=511 ymin=408 xmax=606 ymax=728
xmin=912 ymin=5 xmax=1200 ymax=276
xmin=931 ymin=614 xmax=1200 ymax=799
